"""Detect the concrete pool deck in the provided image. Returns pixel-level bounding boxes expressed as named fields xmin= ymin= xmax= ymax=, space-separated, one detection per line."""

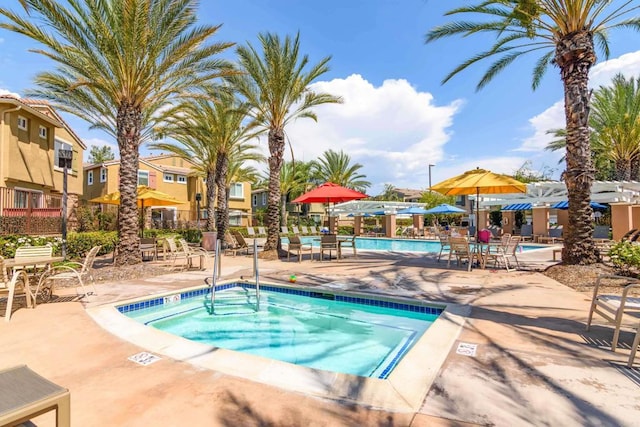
xmin=1 ymin=245 xmax=639 ymax=426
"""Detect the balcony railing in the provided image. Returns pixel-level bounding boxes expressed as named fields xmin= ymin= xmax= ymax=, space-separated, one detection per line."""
xmin=0 ymin=187 xmax=62 ymax=235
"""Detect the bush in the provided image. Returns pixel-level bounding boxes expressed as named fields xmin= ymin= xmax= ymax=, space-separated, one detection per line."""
xmin=608 ymin=241 xmax=640 ymax=275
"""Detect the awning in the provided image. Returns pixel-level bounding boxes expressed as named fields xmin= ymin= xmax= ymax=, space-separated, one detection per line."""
xmin=551 ymin=201 xmax=608 ymax=210
xmin=501 ymin=203 xmax=532 ymax=211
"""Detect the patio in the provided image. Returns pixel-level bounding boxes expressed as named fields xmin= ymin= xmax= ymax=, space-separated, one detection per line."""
xmin=0 ymin=248 xmax=638 ymax=426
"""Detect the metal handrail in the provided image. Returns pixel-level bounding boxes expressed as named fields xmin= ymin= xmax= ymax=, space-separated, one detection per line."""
xmin=254 ymin=239 xmax=260 ymax=311
xmin=210 ymin=239 xmax=220 ymax=309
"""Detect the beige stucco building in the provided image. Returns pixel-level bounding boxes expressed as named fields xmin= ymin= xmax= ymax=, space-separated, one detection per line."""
xmin=84 ymin=154 xmax=252 ymax=227
xmin=0 ymin=96 xmax=86 ymax=233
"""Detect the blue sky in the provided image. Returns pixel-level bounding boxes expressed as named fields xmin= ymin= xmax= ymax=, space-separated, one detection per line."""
xmin=1 ymin=0 xmax=640 ymax=195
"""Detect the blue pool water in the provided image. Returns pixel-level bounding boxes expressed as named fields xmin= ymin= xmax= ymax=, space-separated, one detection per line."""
xmin=287 ymin=236 xmax=541 ymax=253
xmin=121 ymin=283 xmax=441 ymax=378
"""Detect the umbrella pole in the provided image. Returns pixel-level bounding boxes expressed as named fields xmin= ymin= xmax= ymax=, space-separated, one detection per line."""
xmin=475 ymin=188 xmax=480 ymax=240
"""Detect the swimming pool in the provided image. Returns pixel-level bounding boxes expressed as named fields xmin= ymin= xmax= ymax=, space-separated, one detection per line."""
xmin=120 ymin=282 xmax=441 ymax=379
xmin=288 ymin=236 xmax=543 ymax=253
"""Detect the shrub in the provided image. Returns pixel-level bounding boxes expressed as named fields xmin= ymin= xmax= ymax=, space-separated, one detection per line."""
xmin=608 ymin=241 xmax=640 ymax=276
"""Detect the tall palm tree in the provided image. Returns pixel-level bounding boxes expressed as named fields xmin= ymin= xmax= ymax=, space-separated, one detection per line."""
xmin=1 ymin=0 xmax=234 ymax=265
xmin=261 ymin=161 xmax=310 ymax=227
xmin=152 ymin=92 xmax=262 ymax=236
xmin=311 ymin=149 xmax=371 ymax=192
xmin=546 ymin=74 xmax=640 ymax=180
xmin=229 ymin=32 xmax=342 ymax=256
xmin=377 ymin=184 xmax=402 ymax=201
xmin=426 ymin=1 xmax=640 ymax=265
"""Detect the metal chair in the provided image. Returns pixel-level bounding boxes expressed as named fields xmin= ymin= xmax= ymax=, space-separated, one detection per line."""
xmin=35 ymin=245 xmax=101 ymax=301
xmin=287 ymin=235 xmax=313 ymax=262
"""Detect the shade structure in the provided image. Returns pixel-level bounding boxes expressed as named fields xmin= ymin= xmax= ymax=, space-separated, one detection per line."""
xmin=431 ymin=168 xmax=526 ymax=237
xmin=501 ymin=203 xmax=533 ymax=211
xmin=347 ymin=212 xmax=374 ymax=217
xmin=423 ymin=203 xmax=466 ymax=215
xmin=291 ymin=182 xmax=368 ymax=204
xmin=396 ymin=206 xmax=431 ymax=215
xmin=551 ymin=201 xmax=607 ymax=210
xmin=89 ymin=185 xmax=187 ymax=207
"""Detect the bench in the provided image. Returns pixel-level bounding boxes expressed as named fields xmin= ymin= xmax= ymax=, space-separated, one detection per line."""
xmin=0 ymin=365 xmax=70 ymax=426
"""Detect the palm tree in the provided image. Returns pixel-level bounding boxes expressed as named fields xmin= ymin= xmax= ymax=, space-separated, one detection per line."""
xmin=546 ymin=74 xmax=640 ymax=180
xmin=376 ymin=184 xmax=402 ymax=201
xmin=311 ymin=149 xmax=371 ymax=192
xmin=426 ymin=1 xmax=640 ymax=265
xmin=229 ymin=32 xmax=342 ymax=256
xmin=1 ymin=0 xmax=234 ymax=265
xmin=151 ymin=92 xmax=262 ymax=237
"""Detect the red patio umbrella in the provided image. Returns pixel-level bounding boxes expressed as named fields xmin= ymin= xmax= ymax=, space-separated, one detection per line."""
xmin=292 ymin=182 xmax=368 ymax=204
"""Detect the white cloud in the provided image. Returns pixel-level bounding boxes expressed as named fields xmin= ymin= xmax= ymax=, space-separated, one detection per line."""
xmin=271 ymin=74 xmax=462 ymax=195
xmin=516 ymin=50 xmax=640 ymax=155
xmin=0 ymin=88 xmax=20 ymax=98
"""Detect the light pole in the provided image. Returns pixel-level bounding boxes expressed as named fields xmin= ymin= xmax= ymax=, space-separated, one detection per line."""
xmin=428 ymin=164 xmax=435 ymax=190
xmin=195 ymin=193 xmax=202 ymax=230
xmin=58 ymin=148 xmax=73 ymax=260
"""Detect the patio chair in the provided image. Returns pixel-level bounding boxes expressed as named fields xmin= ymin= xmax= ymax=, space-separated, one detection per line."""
xmin=0 ymin=365 xmax=70 ymax=426
xmin=629 ymin=322 xmax=640 ymax=367
xmin=12 ymin=245 xmax=54 ymax=277
xmin=483 ymin=235 xmax=521 ymax=271
xmin=447 ymin=237 xmax=480 ymax=272
xmin=339 ymin=235 xmax=357 ymax=258
xmin=0 ymin=256 xmax=31 ymax=322
xmin=586 ymin=274 xmax=640 ymax=351
xmin=287 ymin=235 xmax=314 ymax=262
xmin=140 ymin=237 xmax=157 ymax=261
xmin=177 ymin=238 xmax=209 ymax=270
xmin=163 ymin=237 xmax=187 ymax=269
xmin=35 ymin=245 xmax=101 ymax=301
xmin=257 ymin=226 xmax=267 ymax=237
xmin=319 ymin=234 xmax=339 ymax=261
xmin=437 ymin=233 xmax=450 ymax=262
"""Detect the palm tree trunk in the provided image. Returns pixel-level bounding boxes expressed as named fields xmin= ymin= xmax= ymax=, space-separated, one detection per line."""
xmin=631 ymin=156 xmax=640 ymax=181
xmin=555 ymin=31 xmax=598 ymax=265
xmin=115 ymin=102 xmax=143 ymax=266
xmin=205 ymin=170 xmax=216 ymax=232
xmin=215 ymin=153 xmax=229 ymax=242
xmin=615 ymin=159 xmax=632 ymax=181
xmin=263 ymin=128 xmax=285 ymax=254
xmin=281 ymin=194 xmax=288 ymax=227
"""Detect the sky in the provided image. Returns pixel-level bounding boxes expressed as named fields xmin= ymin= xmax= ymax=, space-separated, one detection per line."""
xmin=1 ymin=0 xmax=640 ymax=196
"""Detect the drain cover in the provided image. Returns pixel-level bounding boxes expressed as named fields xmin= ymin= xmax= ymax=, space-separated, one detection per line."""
xmin=456 ymin=343 xmax=478 ymax=357
xmin=128 ymin=352 xmax=161 ymax=366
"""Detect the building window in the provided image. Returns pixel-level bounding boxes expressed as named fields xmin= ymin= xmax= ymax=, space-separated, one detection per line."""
xmin=252 ymin=194 xmax=258 ymax=206
xmin=229 ymin=183 xmax=243 ymax=199
xmin=100 ymin=167 xmax=107 ymax=183
xmin=229 ymin=212 xmax=242 ymax=226
xmin=87 ymin=170 xmax=94 ymax=185
xmin=54 ymin=139 xmax=73 ymax=170
xmin=163 ymin=173 xmax=174 ymax=183
xmin=177 ymin=175 xmax=187 ymax=184
xmin=261 ymin=193 xmax=267 ymax=205
xmin=39 ymin=126 xmax=47 ymax=138
xmin=17 ymin=116 xmax=27 ymax=130
xmin=138 ymin=170 xmax=149 ymax=186
xmin=14 ymin=189 xmax=42 ymax=209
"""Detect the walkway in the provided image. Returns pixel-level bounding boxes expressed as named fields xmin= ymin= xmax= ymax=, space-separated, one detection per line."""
xmin=0 ymin=247 xmax=638 ymax=426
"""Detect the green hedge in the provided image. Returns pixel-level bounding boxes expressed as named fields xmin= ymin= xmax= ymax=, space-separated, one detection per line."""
xmin=608 ymin=241 xmax=640 ymax=275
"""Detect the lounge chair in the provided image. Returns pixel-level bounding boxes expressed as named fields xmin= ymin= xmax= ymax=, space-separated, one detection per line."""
xmin=309 ymin=225 xmax=318 ymax=235
xmin=257 ymin=226 xmax=267 ymax=237
xmin=621 ymin=229 xmax=639 ymax=241
xmin=300 ymin=225 xmax=309 ymax=235
xmin=0 ymin=365 xmax=70 ymax=426
xmin=35 ymin=245 xmax=101 ymax=301
xmin=586 ymin=274 xmax=640 ymax=351
xmin=539 ymin=226 xmax=563 ymax=244
xmin=287 ymin=235 xmax=313 ymax=262
xmin=319 ymin=234 xmax=339 ymax=261
xmin=225 ymin=231 xmax=253 ymax=257
xmin=519 ymin=224 xmax=533 ymax=241
xmin=281 ymin=226 xmax=290 ymax=235
xmin=291 ymin=225 xmax=300 ymax=235
xmin=246 ymin=227 xmax=257 ymax=238
xmin=592 ymin=225 xmax=610 ymax=240
xmin=0 ymin=256 xmax=31 ymax=322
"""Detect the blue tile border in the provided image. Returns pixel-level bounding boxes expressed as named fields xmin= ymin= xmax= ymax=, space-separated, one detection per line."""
xmin=117 ymin=282 xmax=444 ymax=318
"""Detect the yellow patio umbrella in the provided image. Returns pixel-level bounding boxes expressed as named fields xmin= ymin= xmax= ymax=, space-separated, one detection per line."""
xmin=430 ymin=168 xmax=526 ymax=237
xmin=90 ymin=185 xmax=187 ymax=235
xmin=89 ymin=185 xmax=187 ymax=207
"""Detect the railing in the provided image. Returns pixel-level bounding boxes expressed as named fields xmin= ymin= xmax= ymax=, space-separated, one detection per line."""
xmin=0 ymin=187 xmax=62 ymax=235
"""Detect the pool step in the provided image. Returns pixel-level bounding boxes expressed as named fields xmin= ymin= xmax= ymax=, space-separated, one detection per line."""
xmin=207 ymin=290 xmax=261 ymax=316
